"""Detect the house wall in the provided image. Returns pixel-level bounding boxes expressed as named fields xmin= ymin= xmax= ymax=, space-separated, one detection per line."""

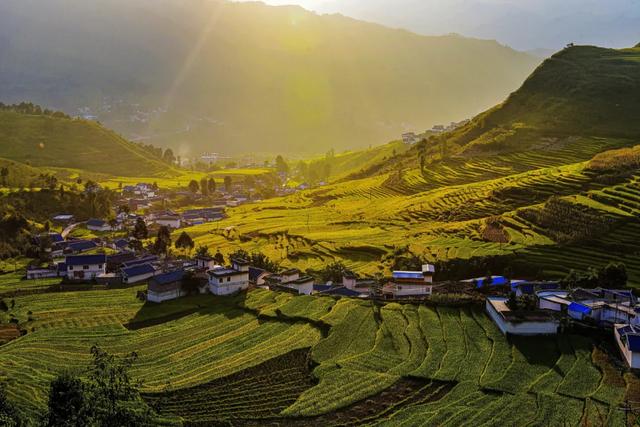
xmin=156 ymin=219 xmax=181 ymax=228
xmin=123 ymin=271 xmax=155 ymax=284
xmin=284 ymin=282 xmax=313 ymax=295
xmin=67 ymin=264 xmax=105 ymax=281
xmin=539 ymin=299 xmax=563 ymax=312
xmin=26 ymin=269 xmax=59 ymax=280
xmin=391 ymin=284 xmax=432 ymax=297
xmin=147 ymin=289 xmax=186 ymax=303
xmin=209 ymin=273 xmax=249 ymax=295
xmin=486 ymin=300 xmax=559 ymax=336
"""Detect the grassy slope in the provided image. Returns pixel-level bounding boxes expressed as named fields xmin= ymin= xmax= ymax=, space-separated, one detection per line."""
xmin=0 ymin=286 xmax=631 ymax=426
xmin=0 ymin=110 xmax=176 ymax=177
xmin=180 ymin=46 xmax=640 ymax=283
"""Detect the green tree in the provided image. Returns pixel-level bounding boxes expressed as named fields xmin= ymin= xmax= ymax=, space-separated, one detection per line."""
xmin=275 ymin=155 xmax=289 ymax=175
xmin=132 ymin=218 xmax=148 ymax=240
xmin=152 ymin=226 xmax=172 ymax=255
xmin=181 ymin=271 xmax=202 ymax=295
xmin=46 ymin=371 xmax=91 ymax=427
xmin=224 ymin=176 xmax=232 ymax=193
xmin=200 ymin=178 xmax=209 ymax=197
xmin=195 ymin=246 xmax=210 ymax=257
xmin=598 ymin=262 xmax=627 ymax=288
xmin=162 ymin=148 xmax=176 ymax=164
xmin=207 ymin=178 xmax=216 ymax=194
xmin=175 ymin=231 xmax=195 ymax=251
xmin=0 ymin=383 xmax=22 ymax=427
xmin=188 ymin=180 xmax=199 ymax=194
xmin=0 ymin=167 xmax=8 ymax=187
xmin=213 ymin=250 xmax=225 ymax=265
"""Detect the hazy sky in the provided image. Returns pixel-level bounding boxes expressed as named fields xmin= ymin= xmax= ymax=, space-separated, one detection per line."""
xmin=240 ymin=0 xmax=640 ymax=51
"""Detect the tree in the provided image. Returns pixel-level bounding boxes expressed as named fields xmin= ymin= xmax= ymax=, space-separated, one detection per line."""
xmin=598 ymin=262 xmax=627 ymax=289
xmin=244 ymin=175 xmax=255 ymax=189
xmin=195 ymin=246 xmax=210 ymax=257
xmin=188 ymin=180 xmax=199 ymax=194
xmin=200 ymin=178 xmax=209 ymax=196
xmin=132 ymin=218 xmax=148 ymax=240
xmin=162 ymin=148 xmax=176 ymax=164
xmin=213 ymin=250 xmax=225 ymax=265
xmin=152 ymin=226 xmax=172 ymax=256
xmin=0 ymin=167 xmax=8 ymax=186
xmin=275 ymin=155 xmax=289 ymax=175
xmin=46 ymin=371 xmax=91 ymax=427
xmin=319 ymin=261 xmax=352 ymax=284
xmin=175 ymin=231 xmax=195 ymax=251
xmin=207 ymin=178 xmax=216 ymax=194
xmin=129 ymin=239 xmax=143 ymax=253
xmin=0 ymin=383 xmax=22 ymax=427
xmin=224 ymin=176 xmax=232 ymax=193
xmin=182 ymin=271 xmax=202 ymax=295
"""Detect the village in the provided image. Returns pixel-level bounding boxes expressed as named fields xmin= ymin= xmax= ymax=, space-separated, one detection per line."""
xmin=22 ymin=178 xmax=640 ymax=372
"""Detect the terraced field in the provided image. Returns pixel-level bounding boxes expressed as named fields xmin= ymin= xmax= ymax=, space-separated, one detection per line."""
xmin=0 ymin=285 xmax=635 ymax=425
xmin=181 ymin=136 xmax=640 ymax=284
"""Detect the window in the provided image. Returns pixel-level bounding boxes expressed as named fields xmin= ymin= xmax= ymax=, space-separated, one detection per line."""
xmin=99 ymin=264 xmax=103 ymax=269
xmin=83 ymin=265 xmax=89 ymax=270
xmin=227 ymin=277 xmax=231 ymax=282
xmin=69 ymin=266 xmax=74 ymax=271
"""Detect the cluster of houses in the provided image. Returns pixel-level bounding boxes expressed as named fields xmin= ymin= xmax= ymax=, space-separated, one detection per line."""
xmin=486 ymin=285 xmax=640 ymax=368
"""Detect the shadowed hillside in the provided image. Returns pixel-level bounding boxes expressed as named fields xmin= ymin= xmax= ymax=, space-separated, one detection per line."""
xmin=0 ymin=0 xmax=540 ymax=155
xmin=0 ymin=108 xmax=175 ymax=177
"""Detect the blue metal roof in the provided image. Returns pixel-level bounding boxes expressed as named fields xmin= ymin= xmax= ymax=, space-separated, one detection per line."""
xmin=392 ymin=271 xmax=424 ymax=280
xmin=568 ymin=302 xmax=592 ymax=314
xmin=114 ymin=239 xmax=129 ymax=248
xmin=627 ymin=335 xmax=640 ymax=352
xmin=87 ymin=219 xmax=107 ymax=227
xmin=209 ymin=268 xmax=241 ymax=277
xmin=329 ymin=288 xmax=363 ymax=297
xmin=122 ymin=263 xmax=155 ymax=277
xmin=122 ymin=256 xmax=158 ymax=268
xmin=151 ymin=270 xmax=184 ymax=286
xmin=313 ymin=284 xmax=333 ymax=292
xmin=474 ymin=276 xmax=508 ymax=288
xmin=67 ymin=240 xmax=98 ymax=252
xmin=66 ymin=254 xmax=106 ymax=266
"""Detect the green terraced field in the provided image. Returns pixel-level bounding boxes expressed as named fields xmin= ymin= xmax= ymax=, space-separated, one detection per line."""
xmin=0 ymin=285 xmax=635 ymax=425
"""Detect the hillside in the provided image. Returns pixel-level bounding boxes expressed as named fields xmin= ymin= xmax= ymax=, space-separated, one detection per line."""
xmin=182 ymin=44 xmax=640 ymax=286
xmin=0 ymin=0 xmax=540 ymax=155
xmin=0 ymin=108 xmax=175 ymax=177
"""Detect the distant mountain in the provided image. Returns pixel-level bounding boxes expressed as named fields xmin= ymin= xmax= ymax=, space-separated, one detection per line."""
xmin=356 ymin=44 xmax=640 ymax=176
xmin=0 ymin=106 xmax=174 ymax=177
xmin=0 ymin=0 xmax=540 ymax=156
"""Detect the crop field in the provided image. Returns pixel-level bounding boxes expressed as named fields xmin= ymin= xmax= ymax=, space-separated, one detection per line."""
xmin=0 ymin=285 xmax=635 ymax=425
xmin=179 ymin=136 xmax=640 ymax=285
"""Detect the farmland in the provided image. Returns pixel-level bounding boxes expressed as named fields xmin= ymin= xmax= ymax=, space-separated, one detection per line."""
xmin=0 ymin=286 xmax=634 ymax=425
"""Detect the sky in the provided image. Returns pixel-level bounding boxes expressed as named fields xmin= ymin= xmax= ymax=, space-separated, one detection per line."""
xmin=238 ymin=0 xmax=640 ymax=51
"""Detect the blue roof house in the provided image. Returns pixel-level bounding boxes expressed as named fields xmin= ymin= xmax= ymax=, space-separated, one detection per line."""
xmin=615 ymin=324 xmax=640 ymax=368
xmin=65 ymin=254 xmax=106 ymax=281
xmin=121 ymin=263 xmax=157 ymax=284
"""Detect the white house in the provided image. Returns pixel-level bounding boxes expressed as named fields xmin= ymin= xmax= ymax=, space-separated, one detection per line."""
xmin=65 ymin=254 xmax=107 ymax=281
xmin=155 ymin=215 xmax=181 ymax=229
xmin=147 ymin=270 xmax=186 ymax=303
xmin=249 ymin=267 xmax=271 ymax=286
xmin=86 ymin=219 xmax=112 ymax=232
xmin=121 ymin=263 xmax=157 ymax=284
xmin=195 ymin=255 xmax=218 ymax=271
xmin=382 ymin=264 xmax=434 ymax=299
xmin=208 ymin=258 xmax=250 ymax=295
xmin=615 ymin=324 xmax=640 ymax=369
xmin=486 ymin=297 xmax=559 ymax=336
xmin=26 ymin=265 xmax=59 ymax=280
xmin=279 ymin=276 xmax=314 ymax=295
xmin=537 ymin=291 xmax=571 ymax=312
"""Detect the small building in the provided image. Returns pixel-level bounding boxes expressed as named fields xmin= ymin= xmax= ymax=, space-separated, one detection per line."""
xmin=537 ymin=291 xmax=571 ymax=312
xmin=26 ymin=265 xmax=59 ymax=280
xmin=155 ymin=215 xmax=181 ymax=229
xmin=208 ymin=259 xmax=250 ymax=296
xmin=112 ymin=238 xmax=131 ymax=252
xmin=486 ymin=296 xmax=560 ymax=336
xmin=86 ymin=219 xmax=112 ymax=232
xmin=195 ymin=255 xmax=217 ymax=271
xmin=512 ymin=281 xmax=559 ymax=297
xmin=52 ymin=214 xmax=75 ymax=224
xmin=65 ymin=254 xmax=107 ymax=281
xmin=402 ymin=132 xmax=419 ymax=144
xmin=615 ymin=324 xmax=640 ymax=369
xmin=147 ymin=270 xmax=186 ymax=303
xmin=121 ymin=263 xmax=157 ymax=284
xmin=65 ymin=240 xmax=98 ymax=254
xmin=249 ymin=267 xmax=270 ymax=286
xmin=382 ymin=265 xmax=434 ymax=299
xmin=278 ymin=276 xmax=314 ymax=295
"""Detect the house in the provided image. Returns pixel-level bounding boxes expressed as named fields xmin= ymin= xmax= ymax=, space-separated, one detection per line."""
xmin=249 ymin=267 xmax=270 ymax=286
xmin=34 ymin=233 xmax=64 ymax=245
xmin=147 ymin=270 xmax=186 ymax=303
xmin=121 ymin=255 xmax=159 ymax=270
xmin=195 ymin=255 xmax=218 ymax=271
xmin=537 ymin=290 xmax=571 ymax=312
xmin=112 ymin=238 xmax=131 ymax=251
xmin=65 ymin=254 xmax=107 ymax=281
xmin=106 ymin=252 xmax=137 ymax=272
xmin=155 ymin=215 xmax=181 ymax=229
xmin=86 ymin=219 xmax=112 ymax=232
xmin=278 ymin=276 xmax=314 ymax=295
xmin=313 ymin=284 xmax=368 ymax=298
xmin=402 ymin=132 xmax=419 ymax=144
xmin=512 ymin=281 xmax=560 ymax=297
xmin=121 ymin=263 xmax=157 ymax=284
xmin=65 ymin=240 xmax=98 ymax=254
xmin=342 ymin=274 xmax=376 ymax=293
xmin=486 ymin=296 xmax=560 ymax=336
xmin=381 ymin=264 xmax=434 ymax=299
xmin=615 ymin=324 xmax=640 ymax=368
xmin=52 ymin=214 xmax=75 ymax=224
xmin=26 ymin=265 xmax=59 ymax=280
xmin=208 ymin=258 xmax=250 ymax=296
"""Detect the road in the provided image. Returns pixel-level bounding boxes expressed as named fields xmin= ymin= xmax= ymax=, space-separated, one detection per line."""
xmin=61 ymin=222 xmax=84 ymax=239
